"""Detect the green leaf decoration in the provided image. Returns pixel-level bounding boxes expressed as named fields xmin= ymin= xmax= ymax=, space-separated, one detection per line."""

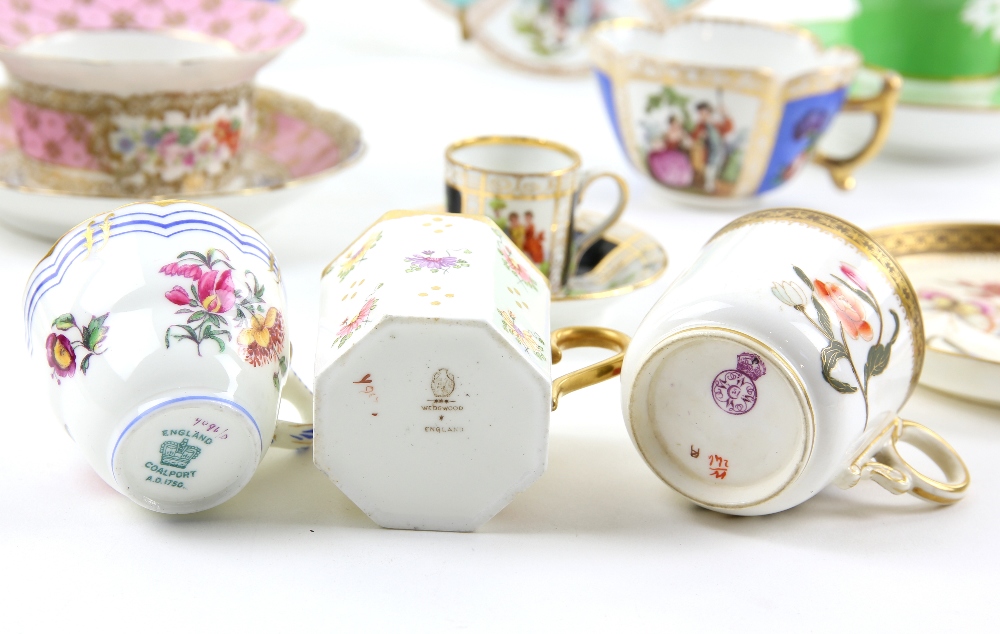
xmin=80 ymin=354 xmax=91 ymax=375
xmin=279 ymin=356 xmax=288 ymax=375
xmin=80 ymin=326 xmax=92 ymax=348
xmin=164 ymin=331 xmax=172 ymax=349
xmin=188 ymin=311 xmax=207 ymax=323
xmin=273 ymin=372 xmax=280 ymax=389
xmin=86 ymin=314 xmax=109 ymax=350
xmin=812 ymin=297 xmax=835 ymax=340
xmin=190 ymin=284 xmax=199 ymax=300
xmin=793 ymin=266 xmax=814 ymax=291
xmin=820 ymin=340 xmax=858 ymax=394
xmin=178 ymin=324 xmax=199 ymax=340
xmin=208 ymin=335 xmax=226 ymax=353
xmin=177 ymin=251 xmax=209 ymax=266
xmin=207 ymin=314 xmax=222 ymax=327
xmin=178 ymin=126 xmax=197 ymax=145
xmin=52 ymin=314 xmax=76 ymax=330
xmin=865 ymin=310 xmax=900 ymax=384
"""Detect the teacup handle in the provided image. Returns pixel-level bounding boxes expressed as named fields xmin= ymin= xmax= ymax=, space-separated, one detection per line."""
xmin=566 ymin=171 xmax=630 ymax=284
xmin=812 ymin=70 xmax=902 ymax=191
xmin=551 ymin=326 xmax=631 ymax=411
xmin=271 ymin=370 xmax=315 ymax=449
xmin=839 ymin=417 xmax=970 ymax=504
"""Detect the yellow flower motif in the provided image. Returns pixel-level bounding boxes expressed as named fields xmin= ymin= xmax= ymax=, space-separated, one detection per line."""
xmin=238 ymin=307 xmax=285 ymax=367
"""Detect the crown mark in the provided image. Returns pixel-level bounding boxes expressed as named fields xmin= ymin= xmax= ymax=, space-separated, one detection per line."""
xmin=736 ymin=352 xmax=767 ymax=381
xmin=159 ymin=438 xmax=202 ymax=469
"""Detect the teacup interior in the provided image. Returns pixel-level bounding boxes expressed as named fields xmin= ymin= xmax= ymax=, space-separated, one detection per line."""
xmin=450 ymin=140 xmax=578 ymax=174
xmin=15 ymin=31 xmax=238 ymax=63
xmin=595 ymin=20 xmax=858 ymax=80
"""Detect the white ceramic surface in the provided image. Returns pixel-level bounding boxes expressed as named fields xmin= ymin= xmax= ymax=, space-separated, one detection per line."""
xmin=24 ymin=201 xmax=311 ymax=514
xmin=620 ymin=208 xmax=967 ymax=515
xmin=313 ymin=210 xmax=625 ymax=532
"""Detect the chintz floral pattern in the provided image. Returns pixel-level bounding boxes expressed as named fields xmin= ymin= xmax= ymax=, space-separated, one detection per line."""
xmin=333 ymin=283 xmax=384 ymax=349
xmin=108 ymin=102 xmax=248 ymax=184
xmin=772 ymin=262 xmax=899 ymax=426
xmin=404 ymin=249 xmax=471 ymax=273
xmin=498 ymin=308 xmax=546 ymax=361
xmin=45 ymin=312 xmax=110 ymax=384
xmin=337 ymin=231 xmax=382 ymax=282
xmin=161 ymin=248 xmax=286 ymax=370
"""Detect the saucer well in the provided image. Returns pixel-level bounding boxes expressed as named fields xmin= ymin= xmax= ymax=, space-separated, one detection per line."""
xmin=430 ymin=0 xmax=703 ymax=76
xmin=0 ymin=87 xmax=364 ymax=240
xmin=871 ymin=222 xmax=1000 ymax=406
xmin=552 ymin=211 xmax=667 ymax=328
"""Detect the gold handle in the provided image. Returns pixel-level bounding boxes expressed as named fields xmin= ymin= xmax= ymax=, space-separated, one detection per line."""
xmin=844 ymin=418 xmax=970 ymax=504
xmin=813 ymin=70 xmax=902 ymax=191
xmin=550 ymin=326 xmax=631 ymax=411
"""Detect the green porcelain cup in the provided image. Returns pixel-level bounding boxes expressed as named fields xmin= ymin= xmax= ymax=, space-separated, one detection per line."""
xmin=853 ymin=0 xmax=1000 ymax=79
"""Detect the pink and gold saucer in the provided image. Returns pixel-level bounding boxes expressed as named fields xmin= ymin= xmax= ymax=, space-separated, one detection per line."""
xmin=0 ymin=87 xmax=365 ymax=240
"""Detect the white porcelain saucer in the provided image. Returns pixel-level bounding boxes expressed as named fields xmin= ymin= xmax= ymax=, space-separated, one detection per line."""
xmin=872 ymin=222 xmax=1000 ymax=406
xmin=0 ymin=87 xmax=365 ymax=240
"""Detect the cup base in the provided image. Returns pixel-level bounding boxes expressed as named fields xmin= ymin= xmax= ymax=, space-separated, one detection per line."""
xmin=110 ymin=395 xmax=263 ymax=514
xmin=627 ymin=327 xmax=815 ymax=512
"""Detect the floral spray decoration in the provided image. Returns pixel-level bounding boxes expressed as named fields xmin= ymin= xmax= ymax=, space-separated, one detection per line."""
xmin=161 ymin=248 xmax=285 ymax=372
xmin=772 ymin=262 xmax=900 ymax=427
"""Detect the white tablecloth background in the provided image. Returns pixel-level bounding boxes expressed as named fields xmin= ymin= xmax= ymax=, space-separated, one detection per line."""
xmin=2 ymin=1 xmax=998 ymax=630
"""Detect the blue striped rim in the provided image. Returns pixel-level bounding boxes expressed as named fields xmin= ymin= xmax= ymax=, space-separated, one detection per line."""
xmin=109 ymin=394 xmax=262 ymax=483
xmin=24 ymin=207 xmax=278 ymax=344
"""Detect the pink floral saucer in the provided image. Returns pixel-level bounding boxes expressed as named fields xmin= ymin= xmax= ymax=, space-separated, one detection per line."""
xmin=0 ymin=87 xmax=365 ymax=240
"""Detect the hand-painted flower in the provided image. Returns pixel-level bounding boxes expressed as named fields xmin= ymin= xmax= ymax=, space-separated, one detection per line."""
xmin=405 ymin=251 xmax=460 ymax=270
xmin=46 ymin=333 xmax=76 ymax=378
xmin=839 ymin=262 xmax=868 ymax=292
xmin=214 ymin=120 xmax=241 ymax=154
xmin=238 ymin=307 xmax=285 ymax=367
xmin=815 ymin=279 xmax=874 ymax=341
xmin=793 ymin=108 xmax=828 ymax=141
xmin=159 ymin=262 xmax=203 ymax=280
xmin=197 ymin=269 xmax=236 ymax=314
xmin=920 ymin=290 xmax=995 ymax=332
xmin=338 ymin=297 xmax=377 ymax=338
xmin=165 ymin=286 xmax=192 ymax=306
xmin=771 ymin=281 xmax=806 ymax=308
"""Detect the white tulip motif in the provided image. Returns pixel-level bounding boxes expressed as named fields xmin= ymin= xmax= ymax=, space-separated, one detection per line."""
xmin=771 ymin=281 xmax=807 ymax=309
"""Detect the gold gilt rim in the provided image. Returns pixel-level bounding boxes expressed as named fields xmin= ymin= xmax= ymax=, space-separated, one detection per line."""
xmin=710 ymin=208 xmax=925 ymax=398
xmin=319 ymin=209 xmax=551 ymax=288
xmin=870 ymin=221 xmax=1000 ymax=371
xmin=0 ymin=86 xmax=366 ymax=200
xmin=588 ymin=14 xmax=857 ymax=78
xmin=445 ymin=136 xmax=582 ymax=179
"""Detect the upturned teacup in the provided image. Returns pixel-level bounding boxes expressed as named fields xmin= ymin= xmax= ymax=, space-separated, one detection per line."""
xmin=25 ymin=201 xmax=312 ymax=514
xmin=0 ymin=0 xmax=303 ymax=197
xmin=589 ymin=17 xmax=901 ymax=205
xmin=315 ymin=210 xmax=629 ymax=532
xmin=621 ymin=208 xmax=969 ymax=514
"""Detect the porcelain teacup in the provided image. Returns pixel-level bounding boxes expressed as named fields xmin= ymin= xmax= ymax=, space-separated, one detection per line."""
xmin=589 ymin=17 xmax=900 ymax=206
xmin=0 ymin=0 xmax=303 ymax=198
xmin=315 ymin=210 xmax=629 ymax=532
xmin=25 ymin=201 xmax=312 ymax=514
xmin=445 ymin=136 xmax=628 ymax=293
xmin=620 ymin=208 xmax=969 ymax=514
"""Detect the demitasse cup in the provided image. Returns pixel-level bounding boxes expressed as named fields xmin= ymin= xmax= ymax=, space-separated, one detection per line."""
xmin=315 ymin=210 xmax=629 ymax=532
xmin=620 ymin=208 xmax=970 ymax=515
xmin=25 ymin=201 xmax=312 ymax=514
xmin=0 ymin=0 xmax=303 ymax=197
xmin=445 ymin=136 xmax=628 ymax=293
xmin=589 ymin=17 xmax=900 ymax=204
xmin=852 ymin=0 xmax=1000 ymax=80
